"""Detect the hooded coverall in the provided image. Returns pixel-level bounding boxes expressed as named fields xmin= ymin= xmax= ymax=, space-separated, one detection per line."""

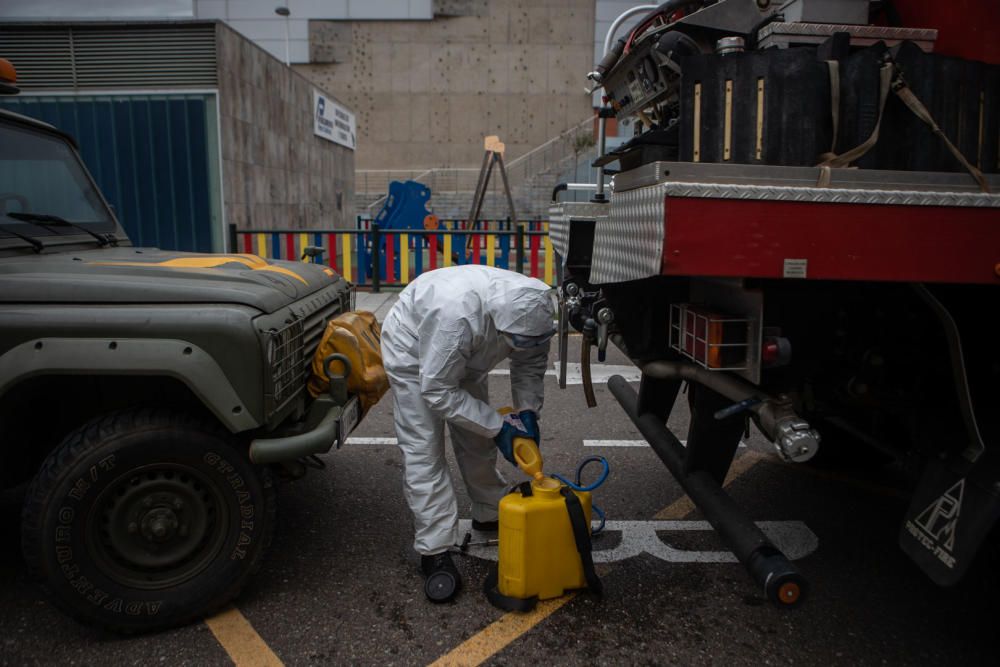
xmin=380 ymin=265 xmax=555 ymax=556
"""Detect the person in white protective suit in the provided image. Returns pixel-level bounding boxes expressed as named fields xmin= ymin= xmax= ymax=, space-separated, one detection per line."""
xmin=380 ymin=265 xmax=555 ymax=601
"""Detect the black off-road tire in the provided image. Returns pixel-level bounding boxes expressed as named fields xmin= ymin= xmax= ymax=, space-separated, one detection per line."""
xmin=21 ymin=408 xmax=275 ymax=634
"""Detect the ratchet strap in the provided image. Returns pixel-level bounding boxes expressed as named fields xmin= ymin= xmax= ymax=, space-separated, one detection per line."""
xmin=891 ymin=73 xmax=990 ymax=193
xmin=561 ymin=487 xmax=603 ymax=597
xmin=817 ymin=59 xmax=989 ymax=193
xmin=817 ymin=61 xmax=893 ymax=184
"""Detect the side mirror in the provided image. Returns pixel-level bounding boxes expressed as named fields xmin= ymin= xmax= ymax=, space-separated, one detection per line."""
xmin=301 ymin=246 xmax=325 ymax=261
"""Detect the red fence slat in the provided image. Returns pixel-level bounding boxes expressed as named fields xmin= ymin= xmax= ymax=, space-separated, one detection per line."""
xmin=385 ymin=234 xmax=395 ymax=283
xmin=530 ymin=234 xmax=540 ymax=278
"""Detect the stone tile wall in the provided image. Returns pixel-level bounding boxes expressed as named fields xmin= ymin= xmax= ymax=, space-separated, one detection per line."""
xmin=297 ymin=0 xmax=595 ymax=171
xmin=216 ymin=22 xmax=355 ymax=232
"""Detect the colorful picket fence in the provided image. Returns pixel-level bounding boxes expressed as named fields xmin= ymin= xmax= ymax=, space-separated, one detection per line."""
xmin=231 ymin=221 xmax=556 ymax=290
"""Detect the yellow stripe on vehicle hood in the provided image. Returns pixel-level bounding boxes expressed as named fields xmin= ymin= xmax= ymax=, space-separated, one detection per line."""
xmin=89 ymin=254 xmax=309 ymax=285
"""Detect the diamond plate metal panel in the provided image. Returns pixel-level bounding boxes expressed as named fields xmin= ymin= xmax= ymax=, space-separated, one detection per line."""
xmin=591 ymin=186 xmax=664 ymax=285
xmin=547 ymin=205 xmax=570 ymax=260
xmin=758 ymin=22 xmax=938 ymax=42
xmin=660 ymin=182 xmax=1000 ymax=208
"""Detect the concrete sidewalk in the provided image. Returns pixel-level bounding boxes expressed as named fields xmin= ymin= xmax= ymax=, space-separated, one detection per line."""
xmin=354 ymin=290 xmax=399 ymax=321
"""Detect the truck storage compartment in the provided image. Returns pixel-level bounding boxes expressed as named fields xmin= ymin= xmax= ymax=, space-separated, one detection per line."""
xmin=678 ymin=48 xmax=832 ymax=167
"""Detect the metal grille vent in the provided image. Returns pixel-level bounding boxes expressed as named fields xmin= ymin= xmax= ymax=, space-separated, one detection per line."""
xmin=0 ymin=23 xmax=217 ymax=90
xmin=269 ymin=319 xmax=305 ymax=409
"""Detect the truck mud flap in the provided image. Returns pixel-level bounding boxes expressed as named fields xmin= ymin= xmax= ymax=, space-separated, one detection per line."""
xmin=900 ymin=456 xmax=1000 ymax=586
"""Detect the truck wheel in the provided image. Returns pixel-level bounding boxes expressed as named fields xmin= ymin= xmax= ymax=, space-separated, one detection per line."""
xmin=20 ymin=408 xmax=275 ymax=633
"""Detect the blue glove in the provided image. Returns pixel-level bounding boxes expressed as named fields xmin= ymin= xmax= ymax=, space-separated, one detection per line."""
xmin=517 ymin=410 xmax=540 ymax=444
xmin=494 ymin=422 xmax=531 ymax=465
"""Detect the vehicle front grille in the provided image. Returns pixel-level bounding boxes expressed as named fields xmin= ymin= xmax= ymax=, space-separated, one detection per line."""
xmin=265 ymin=284 xmax=352 ymax=418
xmin=269 ymin=319 xmax=305 ymax=408
xmin=301 ymin=293 xmax=345 ymax=380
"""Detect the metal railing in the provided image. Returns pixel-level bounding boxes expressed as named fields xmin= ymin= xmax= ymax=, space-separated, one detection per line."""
xmin=356 ymin=115 xmax=597 ymax=215
xmin=503 ymin=115 xmax=596 ymax=186
xmin=230 ymin=219 xmax=556 ymax=292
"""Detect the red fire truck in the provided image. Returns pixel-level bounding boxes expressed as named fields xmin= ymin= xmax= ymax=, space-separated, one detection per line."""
xmin=550 ymin=0 xmax=1000 ymax=605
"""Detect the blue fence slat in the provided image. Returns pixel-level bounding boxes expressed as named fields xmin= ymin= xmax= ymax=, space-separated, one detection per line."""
xmin=499 ymin=234 xmax=510 ymax=270
xmin=355 ymin=231 xmax=367 ymax=285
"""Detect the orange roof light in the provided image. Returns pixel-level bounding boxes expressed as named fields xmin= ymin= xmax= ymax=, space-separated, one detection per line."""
xmin=0 ymin=58 xmax=19 ymax=95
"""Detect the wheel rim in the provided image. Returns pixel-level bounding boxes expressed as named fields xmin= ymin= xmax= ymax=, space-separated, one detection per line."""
xmin=89 ymin=464 xmax=230 ymax=590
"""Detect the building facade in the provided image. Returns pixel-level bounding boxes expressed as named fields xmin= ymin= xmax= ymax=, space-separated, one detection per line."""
xmin=197 ymin=0 xmax=598 ymax=171
xmin=0 ymin=20 xmax=355 ymax=251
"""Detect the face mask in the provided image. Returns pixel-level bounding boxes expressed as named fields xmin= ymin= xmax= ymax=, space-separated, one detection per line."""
xmin=502 ymin=331 xmax=555 ymax=350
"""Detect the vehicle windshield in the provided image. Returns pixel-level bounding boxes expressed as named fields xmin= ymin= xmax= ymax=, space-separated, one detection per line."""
xmin=0 ymin=119 xmax=116 ymax=239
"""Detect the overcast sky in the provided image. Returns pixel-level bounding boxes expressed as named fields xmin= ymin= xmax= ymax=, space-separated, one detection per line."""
xmin=0 ymin=0 xmax=193 ymax=18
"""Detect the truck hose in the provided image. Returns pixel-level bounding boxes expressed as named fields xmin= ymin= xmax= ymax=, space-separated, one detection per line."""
xmin=581 ymin=333 xmax=597 ymax=408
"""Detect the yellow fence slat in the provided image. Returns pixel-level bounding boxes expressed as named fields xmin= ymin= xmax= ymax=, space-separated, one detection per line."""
xmin=341 ymin=233 xmax=352 ymax=282
xmin=486 ymin=234 xmax=495 ymax=267
xmin=443 ymin=234 xmax=452 ymax=268
xmin=255 ymin=233 xmax=267 ymax=258
xmin=400 ymin=233 xmax=410 ymax=284
xmin=299 ymin=233 xmax=309 ymax=262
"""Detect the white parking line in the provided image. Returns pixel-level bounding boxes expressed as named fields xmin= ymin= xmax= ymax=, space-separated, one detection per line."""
xmin=345 ymin=437 xmax=398 ymax=445
xmin=456 ymin=518 xmax=818 ymax=563
xmin=584 ymin=439 xmax=747 ymax=448
xmin=487 ymin=369 xmax=557 ymax=377
xmin=346 ymin=437 xmax=748 ymax=448
xmin=488 ymin=363 xmax=642 ymax=385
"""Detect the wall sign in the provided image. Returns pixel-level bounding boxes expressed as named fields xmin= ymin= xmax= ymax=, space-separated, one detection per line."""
xmin=313 ymin=90 xmax=356 ymax=150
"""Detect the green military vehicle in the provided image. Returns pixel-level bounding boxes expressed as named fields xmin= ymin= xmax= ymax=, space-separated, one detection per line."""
xmin=0 ymin=103 xmax=360 ymax=632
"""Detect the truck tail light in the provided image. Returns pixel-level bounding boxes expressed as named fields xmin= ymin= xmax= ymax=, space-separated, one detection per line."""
xmin=669 ymin=304 xmax=749 ymax=370
xmin=762 ymin=332 xmax=792 ymax=367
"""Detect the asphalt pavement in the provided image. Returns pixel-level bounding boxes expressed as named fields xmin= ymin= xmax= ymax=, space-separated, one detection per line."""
xmin=2 ymin=296 xmax=998 ymax=665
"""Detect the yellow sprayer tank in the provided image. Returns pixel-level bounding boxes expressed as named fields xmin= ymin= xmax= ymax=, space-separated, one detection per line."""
xmin=497 ymin=476 xmax=592 ymax=600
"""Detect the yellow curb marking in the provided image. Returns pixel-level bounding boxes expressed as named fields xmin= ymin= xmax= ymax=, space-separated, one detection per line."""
xmin=655 ymin=450 xmax=766 ymax=520
xmin=427 ymin=596 xmax=575 ymax=667
xmin=205 ymin=606 xmax=284 ymax=667
xmin=428 ymin=450 xmax=766 ymax=666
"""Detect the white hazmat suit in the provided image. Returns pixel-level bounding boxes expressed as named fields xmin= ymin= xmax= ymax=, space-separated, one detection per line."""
xmin=381 ymin=265 xmax=555 ymax=555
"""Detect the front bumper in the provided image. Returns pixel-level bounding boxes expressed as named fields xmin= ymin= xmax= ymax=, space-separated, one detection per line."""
xmin=249 ymin=394 xmax=360 ymax=464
